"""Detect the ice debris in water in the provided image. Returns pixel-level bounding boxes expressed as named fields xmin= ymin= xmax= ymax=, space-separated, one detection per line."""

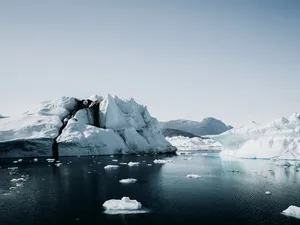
xmin=147 ymin=164 xmax=152 ymax=166
xmin=186 ymin=174 xmax=202 ymax=179
xmin=104 ymin=165 xmax=119 ymax=169
xmin=119 ymin=178 xmax=137 ymax=184
xmin=119 ymin=163 xmax=128 ymax=165
xmin=103 ymin=197 xmax=148 ymax=214
xmin=153 ymin=159 xmax=173 ymax=164
xmin=55 ymin=163 xmax=62 ymax=167
xmin=46 ymin=158 xmax=55 ymax=163
xmin=8 ymin=167 xmax=18 ymax=170
xmin=183 ymin=157 xmax=193 ymax=161
xmin=112 ymin=159 xmax=118 ymax=162
xmin=128 ymin=162 xmax=140 ymax=167
xmin=13 ymin=161 xmax=18 ymax=164
xmin=33 ymin=158 xmax=38 ymax=162
xmin=11 ymin=178 xmax=27 ymax=182
xmin=265 ymin=191 xmax=272 ymax=195
xmin=281 ymin=205 xmax=300 ymax=219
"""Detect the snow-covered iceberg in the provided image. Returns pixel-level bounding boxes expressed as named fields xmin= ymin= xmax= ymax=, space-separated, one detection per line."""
xmin=212 ymin=113 xmax=300 ymax=160
xmin=0 ymin=94 xmax=176 ymax=158
xmin=166 ymin=136 xmax=222 ymax=151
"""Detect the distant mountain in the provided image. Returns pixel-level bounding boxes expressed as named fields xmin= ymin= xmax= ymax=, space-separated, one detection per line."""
xmin=162 ymin=128 xmax=200 ymax=138
xmin=160 ymin=117 xmax=233 ymax=136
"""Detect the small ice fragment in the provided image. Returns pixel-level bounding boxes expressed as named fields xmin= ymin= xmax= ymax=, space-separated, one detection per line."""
xmin=16 ymin=183 xmax=23 ymax=187
xmin=9 ymin=187 xmax=17 ymax=190
xmin=183 ymin=157 xmax=192 ymax=161
xmin=281 ymin=205 xmax=300 ymax=219
xmin=104 ymin=165 xmax=119 ymax=169
xmin=119 ymin=163 xmax=128 ymax=165
xmin=18 ymin=159 xmax=23 ymax=162
xmin=33 ymin=158 xmax=38 ymax=162
xmin=112 ymin=159 xmax=118 ymax=162
xmin=11 ymin=178 xmax=27 ymax=182
xmin=110 ymin=155 xmax=114 ymax=158
xmin=202 ymin=153 xmax=208 ymax=156
xmin=128 ymin=162 xmax=139 ymax=167
xmin=265 ymin=191 xmax=272 ymax=195
xmin=46 ymin=158 xmax=55 ymax=163
xmin=147 ymin=164 xmax=152 ymax=166
xmin=153 ymin=159 xmax=173 ymax=164
xmin=13 ymin=161 xmax=18 ymax=164
xmin=8 ymin=167 xmax=18 ymax=170
xmin=186 ymin=174 xmax=202 ymax=179
xmin=55 ymin=163 xmax=62 ymax=167
xmin=119 ymin=178 xmax=137 ymax=184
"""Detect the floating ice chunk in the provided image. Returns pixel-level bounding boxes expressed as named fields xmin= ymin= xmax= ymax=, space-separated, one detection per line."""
xmin=11 ymin=178 xmax=27 ymax=182
xmin=104 ymin=165 xmax=119 ymax=169
xmin=8 ymin=167 xmax=18 ymax=170
xmin=128 ymin=162 xmax=139 ymax=167
xmin=9 ymin=187 xmax=17 ymax=190
xmin=147 ymin=164 xmax=152 ymax=166
xmin=103 ymin=197 xmax=148 ymax=214
xmin=153 ymin=159 xmax=173 ymax=164
xmin=55 ymin=163 xmax=62 ymax=167
xmin=16 ymin=183 xmax=23 ymax=187
xmin=33 ymin=158 xmax=38 ymax=162
xmin=112 ymin=159 xmax=118 ymax=162
xmin=13 ymin=161 xmax=18 ymax=164
xmin=265 ymin=191 xmax=272 ymax=195
xmin=18 ymin=159 xmax=23 ymax=162
xmin=119 ymin=163 xmax=128 ymax=165
xmin=46 ymin=158 xmax=55 ymax=163
xmin=119 ymin=178 xmax=137 ymax=184
xmin=281 ymin=205 xmax=300 ymax=219
xmin=186 ymin=174 xmax=202 ymax=179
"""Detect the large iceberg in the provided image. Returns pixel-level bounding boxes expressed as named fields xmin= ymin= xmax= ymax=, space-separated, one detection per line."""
xmin=166 ymin=136 xmax=222 ymax=151
xmin=212 ymin=113 xmax=300 ymax=160
xmin=0 ymin=94 xmax=175 ymax=158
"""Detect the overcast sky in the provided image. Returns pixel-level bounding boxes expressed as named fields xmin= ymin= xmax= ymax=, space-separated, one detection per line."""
xmin=1 ymin=0 xmax=299 ymax=126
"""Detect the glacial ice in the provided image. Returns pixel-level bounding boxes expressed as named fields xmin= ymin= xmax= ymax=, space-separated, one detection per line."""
xmin=0 ymin=94 xmax=175 ymax=157
xmin=153 ymin=159 xmax=173 ymax=164
xmin=166 ymin=136 xmax=222 ymax=151
xmin=213 ymin=113 xmax=300 ymax=160
xmin=281 ymin=205 xmax=300 ymax=219
xmin=127 ymin=162 xmax=140 ymax=167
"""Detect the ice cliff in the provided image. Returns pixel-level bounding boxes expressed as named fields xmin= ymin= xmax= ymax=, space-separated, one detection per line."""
xmin=0 ymin=94 xmax=175 ymax=158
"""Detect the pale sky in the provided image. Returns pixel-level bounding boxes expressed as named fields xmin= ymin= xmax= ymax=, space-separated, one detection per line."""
xmin=1 ymin=0 xmax=299 ymax=127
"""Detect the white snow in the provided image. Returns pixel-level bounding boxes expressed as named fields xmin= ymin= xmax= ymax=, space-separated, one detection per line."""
xmin=281 ymin=205 xmax=300 ymax=219
xmin=128 ymin=162 xmax=140 ymax=167
xmin=213 ymin=113 xmax=300 ymax=160
xmin=103 ymin=197 xmax=148 ymax=214
xmin=166 ymin=136 xmax=222 ymax=151
xmin=186 ymin=174 xmax=202 ymax=179
xmin=104 ymin=165 xmax=119 ymax=169
xmin=119 ymin=178 xmax=137 ymax=184
xmin=153 ymin=159 xmax=173 ymax=164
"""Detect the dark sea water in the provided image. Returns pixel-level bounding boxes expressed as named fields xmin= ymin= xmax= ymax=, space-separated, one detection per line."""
xmin=1 ymin=152 xmax=300 ymax=225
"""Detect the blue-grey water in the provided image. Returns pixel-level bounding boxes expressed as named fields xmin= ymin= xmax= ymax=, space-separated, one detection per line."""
xmin=0 ymin=152 xmax=300 ymax=225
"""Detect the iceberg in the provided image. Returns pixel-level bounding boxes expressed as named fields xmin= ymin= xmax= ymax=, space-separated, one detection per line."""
xmin=104 ymin=165 xmax=119 ymax=170
xmin=281 ymin=205 xmax=300 ymax=219
xmin=0 ymin=94 xmax=176 ymax=158
xmin=102 ymin=197 xmax=148 ymax=214
xmin=166 ymin=136 xmax=222 ymax=151
xmin=212 ymin=113 xmax=300 ymax=160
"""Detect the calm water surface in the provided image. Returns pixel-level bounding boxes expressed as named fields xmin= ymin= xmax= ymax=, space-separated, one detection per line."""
xmin=0 ymin=152 xmax=300 ymax=225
